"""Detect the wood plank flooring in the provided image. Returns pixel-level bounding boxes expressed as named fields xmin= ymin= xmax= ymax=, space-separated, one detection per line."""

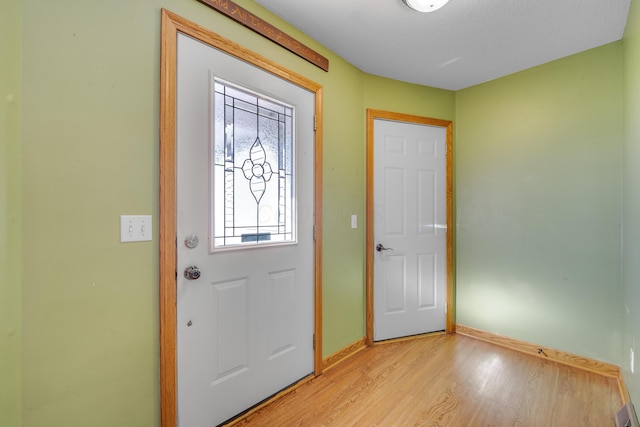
xmin=232 ymin=333 xmax=623 ymax=426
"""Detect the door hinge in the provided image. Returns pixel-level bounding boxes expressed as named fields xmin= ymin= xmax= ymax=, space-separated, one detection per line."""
xmin=445 ymin=302 xmax=448 ymax=314
xmin=313 ymin=334 xmax=316 ymax=350
xmin=314 ymin=115 xmax=317 ymax=131
xmin=313 ymin=224 xmax=316 ymax=241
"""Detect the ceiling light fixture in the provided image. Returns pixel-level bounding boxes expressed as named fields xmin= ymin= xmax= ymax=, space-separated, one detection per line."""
xmin=402 ymin=0 xmax=450 ymax=13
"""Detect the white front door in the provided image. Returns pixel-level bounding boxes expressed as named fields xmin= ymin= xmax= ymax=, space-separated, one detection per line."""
xmin=373 ymin=118 xmax=447 ymax=341
xmin=176 ymin=33 xmax=315 ymax=427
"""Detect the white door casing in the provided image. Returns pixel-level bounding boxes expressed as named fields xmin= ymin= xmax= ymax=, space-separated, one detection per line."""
xmin=175 ymin=33 xmax=315 ymax=426
xmin=372 ymin=117 xmax=448 ymax=341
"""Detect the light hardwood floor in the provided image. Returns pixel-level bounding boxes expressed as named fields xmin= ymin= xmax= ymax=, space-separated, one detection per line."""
xmin=232 ymin=333 xmax=622 ymax=426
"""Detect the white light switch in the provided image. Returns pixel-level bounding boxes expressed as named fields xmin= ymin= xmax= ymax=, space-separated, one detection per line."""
xmin=120 ymin=215 xmax=152 ymax=242
xmin=351 ymin=214 xmax=357 ymax=229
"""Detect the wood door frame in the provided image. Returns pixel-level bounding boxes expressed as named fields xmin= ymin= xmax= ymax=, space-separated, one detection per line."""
xmin=365 ymin=109 xmax=453 ymax=345
xmin=159 ymin=9 xmax=323 ymax=427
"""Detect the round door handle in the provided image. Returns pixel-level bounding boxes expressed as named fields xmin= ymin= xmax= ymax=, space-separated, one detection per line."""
xmin=184 ymin=265 xmax=201 ymax=280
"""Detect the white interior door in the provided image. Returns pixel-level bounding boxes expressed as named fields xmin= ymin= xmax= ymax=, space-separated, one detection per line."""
xmin=176 ymin=33 xmax=315 ymax=427
xmin=373 ymin=118 xmax=447 ymax=341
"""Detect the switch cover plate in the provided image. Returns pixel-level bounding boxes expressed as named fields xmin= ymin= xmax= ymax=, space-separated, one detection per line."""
xmin=120 ymin=215 xmax=152 ymax=242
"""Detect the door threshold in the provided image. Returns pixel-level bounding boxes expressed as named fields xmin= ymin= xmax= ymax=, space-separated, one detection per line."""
xmin=221 ymin=373 xmax=316 ymax=426
xmin=373 ymin=330 xmax=447 ymax=346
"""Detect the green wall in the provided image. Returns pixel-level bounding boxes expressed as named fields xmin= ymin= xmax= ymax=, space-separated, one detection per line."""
xmin=363 ymin=74 xmax=455 ymax=119
xmin=455 ymin=42 xmax=623 ymax=364
xmin=12 ymin=0 xmax=640 ymax=425
xmin=622 ymin=0 xmax=640 ymax=405
xmin=316 ymin=51 xmax=366 ymax=352
xmin=21 ymin=1 xmax=160 ymax=425
xmin=1 ymin=0 xmax=22 ymax=426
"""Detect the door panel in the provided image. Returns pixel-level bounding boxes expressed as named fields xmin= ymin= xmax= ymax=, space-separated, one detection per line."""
xmin=373 ymin=118 xmax=446 ymax=341
xmin=418 ymin=170 xmax=436 ymax=235
xmin=213 ymin=278 xmax=248 ymax=383
xmin=384 ymin=168 xmax=405 ymax=235
xmin=383 ymin=254 xmax=406 ymax=312
xmin=268 ymin=270 xmax=296 ymax=357
xmin=176 ymin=33 xmax=314 ymax=427
xmin=418 ymin=253 xmax=436 ymax=307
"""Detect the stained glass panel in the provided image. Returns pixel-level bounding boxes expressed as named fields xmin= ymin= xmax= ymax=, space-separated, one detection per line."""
xmin=212 ymin=79 xmax=295 ymax=248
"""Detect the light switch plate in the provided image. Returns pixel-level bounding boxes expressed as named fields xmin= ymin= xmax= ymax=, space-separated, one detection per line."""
xmin=351 ymin=214 xmax=357 ymax=229
xmin=120 ymin=215 xmax=152 ymax=242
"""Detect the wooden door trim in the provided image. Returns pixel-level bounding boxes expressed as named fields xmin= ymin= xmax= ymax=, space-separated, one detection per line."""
xmin=159 ymin=9 xmax=323 ymax=427
xmin=365 ymin=109 xmax=453 ymax=346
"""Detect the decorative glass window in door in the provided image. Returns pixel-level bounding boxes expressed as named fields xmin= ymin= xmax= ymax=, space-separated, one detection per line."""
xmin=212 ymin=79 xmax=295 ymax=249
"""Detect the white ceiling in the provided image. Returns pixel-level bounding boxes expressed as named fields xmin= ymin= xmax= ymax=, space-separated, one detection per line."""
xmin=253 ymin=0 xmax=631 ymax=90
